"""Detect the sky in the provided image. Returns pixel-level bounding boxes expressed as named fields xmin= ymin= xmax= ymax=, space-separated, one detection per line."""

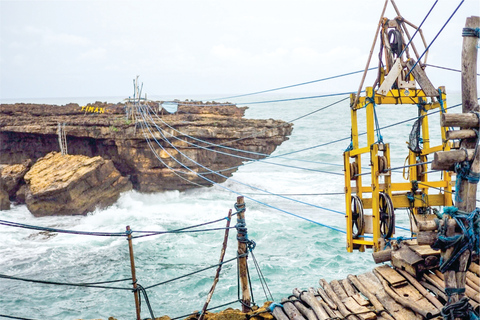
xmin=0 ymin=0 xmax=479 ymax=101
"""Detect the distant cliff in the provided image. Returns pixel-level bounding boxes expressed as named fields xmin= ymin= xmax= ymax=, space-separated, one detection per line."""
xmin=0 ymin=101 xmax=293 ymax=193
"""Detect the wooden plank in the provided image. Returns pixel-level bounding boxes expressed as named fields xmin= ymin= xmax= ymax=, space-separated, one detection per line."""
xmin=408 ymin=244 xmax=440 ymax=257
xmin=319 ymin=279 xmax=358 ymax=320
xmin=406 ymin=58 xmax=438 ymax=97
xmin=318 ymin=300 xmax=340 ymax=319
xmin=342 ymin=278 xmax=370 ymax=307
xmin=420 ymin=280 xmax=447 ymax=303
xmin=348 ymin=274 xmax=388 ymax=316
xmin=374 ymin=265 xmax=407 ymax=288
xmin=391 ymin=245 xmax=423 ymax=277
xmin=342 ymin=296 xmax=377 ymax=320
xmin=289 ymin=297 xmax=317 ymax=320
xmin=271 ymin=303 xmax=289 ymax=320
xmin=316 ymin=286 xmax=337 ymax=310
xmin=330 ymin=280 xmax=349 ymax=301
xmin=358 ymin=272 xmax=421 ymax=320
xmin=375 ymin=269 xmax=439 ymax=319
xmin=292 ymin=288 xmax=329 ymax=320
xmin=396 ymin=268 xmax=444 ymax=310
xmin=281 ymin=298 xmax=307 ymax=320
xmin=378 ymin=58 xmax=403 ymax=96
xmin=469 ymin=262 xmax=480 ymax=276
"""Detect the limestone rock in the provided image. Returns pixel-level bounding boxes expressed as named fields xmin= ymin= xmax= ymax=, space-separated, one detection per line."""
xmin=0 ymin=179 xmax=10 ymax=210
xmin=0 ymin=102 xmax=293 ymax=193
xmin=24 ymin=152 xmax=132 ymax=216
xmin=0 ymin=160 xmax=32 ymax=198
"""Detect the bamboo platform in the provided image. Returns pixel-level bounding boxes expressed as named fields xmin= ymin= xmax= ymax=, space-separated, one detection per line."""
xmin=268 ymin=243 xmax=480 ymax=320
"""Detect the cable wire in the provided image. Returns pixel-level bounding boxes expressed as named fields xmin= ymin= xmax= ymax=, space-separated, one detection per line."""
xmin=214 ymin=68 xmax=377 ymax=100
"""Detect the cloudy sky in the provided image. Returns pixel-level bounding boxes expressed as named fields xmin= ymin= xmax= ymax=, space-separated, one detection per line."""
xmin=0 ymin=0 xmax=478 ymax=101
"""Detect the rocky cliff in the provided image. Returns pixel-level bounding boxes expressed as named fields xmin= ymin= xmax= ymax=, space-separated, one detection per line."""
xmin=0 ymin=101 xmax=293 ymax=195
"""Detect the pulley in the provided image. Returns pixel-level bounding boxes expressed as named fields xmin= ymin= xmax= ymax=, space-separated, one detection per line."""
xmin=379 ymin=192 xmax=395 ymax=238
xmin=351 ymin=195 xmax=365 ymax=238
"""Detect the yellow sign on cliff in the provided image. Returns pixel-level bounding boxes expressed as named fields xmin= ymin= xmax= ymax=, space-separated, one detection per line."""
xmin=81 ymin=105 xmax=105 ymax=114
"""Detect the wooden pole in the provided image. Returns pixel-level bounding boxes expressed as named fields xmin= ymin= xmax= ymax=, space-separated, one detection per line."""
xmin=457 ymin=15 xmax=480 ymax=213
xmin=236 ymin=196 xmax=251 ymax=312
xmin=198 ymin=209 xmax=233 ymax=320
xmin=441 ymin=17 xmax=479 ymax=319
xmin=126 ymin=225 xmax=141 ymax=320
xmin=352 ymin=0 xmax=389 ymax=108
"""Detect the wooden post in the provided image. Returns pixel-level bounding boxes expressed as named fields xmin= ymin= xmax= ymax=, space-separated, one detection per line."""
xmin=236 ymin=196 xmax=251 ymax=312
xmin=126 ymin=226 xmax=141 ymax=320
xmin=441 ymin=16 xmax=480 ymax=318
xmin=457 ymin=16 xmax=480 ymax=211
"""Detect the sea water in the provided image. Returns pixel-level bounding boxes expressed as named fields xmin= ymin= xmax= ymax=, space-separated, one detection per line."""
xmin=0 ymin=92 xmax=470 ymax=319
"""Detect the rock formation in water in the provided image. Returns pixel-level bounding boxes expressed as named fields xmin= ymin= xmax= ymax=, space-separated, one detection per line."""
xmin=24 ymin=152 xmax=132 ymax=216
xmin=0 ymin=101 xmax=293 ymax=214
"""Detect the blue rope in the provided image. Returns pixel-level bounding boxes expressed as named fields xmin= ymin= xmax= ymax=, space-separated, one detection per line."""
xmin=214 ymin=68 xmax=376 ymax=100
xmin=366 ymin=92 xmax=383 ymax=144
xmin=137 ymin=105 xmax=349 ymax=235
xmin=433 ymin=207 xmax=480 ymax=273
xmin=140 ymin=106 xmax=347 ymax=216
xmin=398 ymin=0 xmax=438 ymax=59
xmin=236 ymin=91 xmax=357 ymax=105
xmin=405 ymin=0 xmax=465 ymax=80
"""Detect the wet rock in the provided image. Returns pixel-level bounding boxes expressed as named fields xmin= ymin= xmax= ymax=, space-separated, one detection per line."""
xmin=0 ymin=181 xmax=10 ymax=210
xmin=0 ymin=159 xmax=32 ymax=199
xmin=24 ymin=152 xmax=132 ymax=216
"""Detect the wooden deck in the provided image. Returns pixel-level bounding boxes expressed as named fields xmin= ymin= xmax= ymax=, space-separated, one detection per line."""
xmin=269 ymin=247 xmax=480 ymax=320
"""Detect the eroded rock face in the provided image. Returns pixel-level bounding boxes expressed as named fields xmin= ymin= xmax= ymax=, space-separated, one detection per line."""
xmin=0 ymin=101 xmax=293 ymax=193
xmin=0 ymin=160 xmax=32 ymax=198
xmin=0 ymin=180 xmax=10 ymax=210
xmin=24 ymin=152 xmax=132 ymax=216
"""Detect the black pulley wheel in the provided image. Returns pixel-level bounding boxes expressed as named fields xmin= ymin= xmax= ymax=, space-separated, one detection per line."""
xmin=379 ymin=192 xmax=395 ymax=238
xmin=351 ymin=195 xmax=364 ymax=238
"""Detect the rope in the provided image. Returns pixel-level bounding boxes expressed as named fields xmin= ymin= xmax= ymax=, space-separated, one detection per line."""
xmin=440 ymin=297 xmax=478 ymax=320
xmin=0 ymin=219 xmax=126 ymax=237
xmin=136 ymin=284 xmax=156 ymax=320
xmin=0 ymin=273 xmax=132 ymax=290
xmin=236 ymin=91 xmax=356 ymax=106
xmin=144 ymin=255 xmax=241 ymax=290
xmin=138 ymin=106 xmax=349 ymax=233
xmin=214 ymin=68 xmax=377 ymax=100
xmin=138 ymin=105 xmax=347 ymax=216
xmin=250 ymin=250 xmax=274 ymax=302
xmin=397 ymin=0 xmax=438 ymax=59
xmin=426 ymin=63 xmax=480 ymax=76
xmin=462 ymin=27 xmax=480 ymax=38
xmin=432 ymin=207 xmax=480 ymax=272
xmin=169 ymin=300 xmax=241 ymax=320
xmin=0 ymin=315 xmax=37 ymax=320
xmin=405 ymin=0 xmax=465 ymax=80
xmin=149 ymin=97 xmax=349 ymax=169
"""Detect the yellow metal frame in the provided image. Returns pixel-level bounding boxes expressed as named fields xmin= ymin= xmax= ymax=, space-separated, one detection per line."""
xmin=345 ymin=86 xmax=452 ymax=252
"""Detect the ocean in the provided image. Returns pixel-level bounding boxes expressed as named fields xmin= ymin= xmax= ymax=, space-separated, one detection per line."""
xmin=0 ymin=92 xmax=472 ymax=319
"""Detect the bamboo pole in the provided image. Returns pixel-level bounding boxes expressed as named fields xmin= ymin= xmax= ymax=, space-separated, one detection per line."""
xmin=126 ymin=225 xmax=141 ymax=320
xmin=352 ymin=0 xmax=389 ymax=108
xmin=236 ymin=196 xmax=251 ymax=312
xmin=198 ymin=209 xmax=233 ymax=320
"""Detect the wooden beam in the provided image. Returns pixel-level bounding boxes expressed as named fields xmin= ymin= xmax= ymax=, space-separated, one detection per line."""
xmin=446 ymin=129 xmax=477 ymax=140
xmin=406 ymin=58 xmax=438 ymax=97
xmin=431 ymin=149 xmax=475 ymax=171
xmin=441 ymin=113 xmax=480 ymax=128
